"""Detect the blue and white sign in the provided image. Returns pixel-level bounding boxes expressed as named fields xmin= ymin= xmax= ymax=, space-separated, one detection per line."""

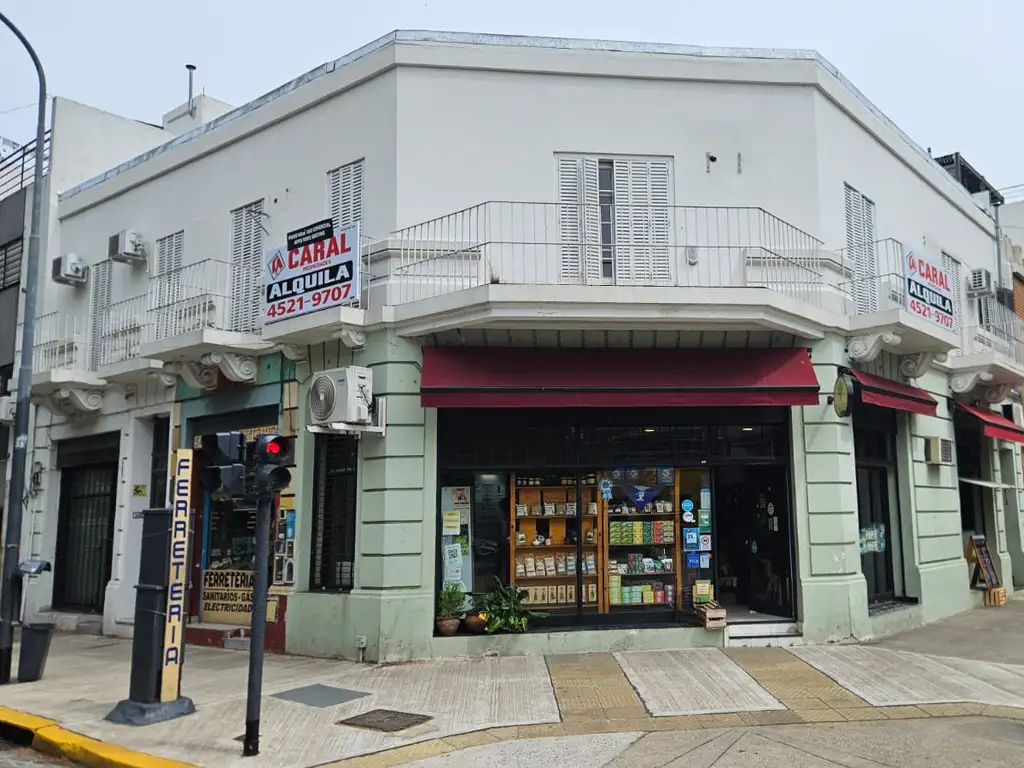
xmin=681 ymin=499 xmax=694 ymax=513
xmin=686 ymin=553 xmax=700 ymax=569
xmin=683 ymin=527 xmax=700 ymax=552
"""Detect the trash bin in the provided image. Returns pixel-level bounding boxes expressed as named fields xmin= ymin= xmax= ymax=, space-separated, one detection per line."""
xmin=17 ymin=623 xmax=55 ymax=683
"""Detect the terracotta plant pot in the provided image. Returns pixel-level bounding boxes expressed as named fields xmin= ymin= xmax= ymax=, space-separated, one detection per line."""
xmin=464 ymin=614 xmax=487 ymax=634
xmin=436 ymin=617 xmax=461 ymax=636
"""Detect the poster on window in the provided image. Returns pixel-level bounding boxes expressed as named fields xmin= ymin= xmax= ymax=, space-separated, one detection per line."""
xmin=441 ymin=486 xmax=473 ymax=593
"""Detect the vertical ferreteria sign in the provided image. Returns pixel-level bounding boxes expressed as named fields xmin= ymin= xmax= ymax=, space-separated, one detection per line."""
xmin=161 ymin=449 xmax=193 ymax=703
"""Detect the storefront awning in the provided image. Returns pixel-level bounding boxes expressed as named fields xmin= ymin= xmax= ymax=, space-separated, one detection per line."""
xmin=959 ymin=477 xmax=1015 ymax=491
xmin=846 ymin=369 xmax=937 ymax=417
xmin=420 ymin=346 xmax=820 ymax=408
xmin=956 ymin=402 xmax=1024 ymax=444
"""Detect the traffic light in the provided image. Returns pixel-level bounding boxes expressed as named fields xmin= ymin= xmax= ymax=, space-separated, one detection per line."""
xmin=199 ymin=432 xmax=246 ymax=494
xmin=253 ymin=434 xmax=292 ymax=493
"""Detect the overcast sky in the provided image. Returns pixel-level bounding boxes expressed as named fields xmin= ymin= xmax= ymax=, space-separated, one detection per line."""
xmin=1 ymin=0 xmax=1020 ymax=194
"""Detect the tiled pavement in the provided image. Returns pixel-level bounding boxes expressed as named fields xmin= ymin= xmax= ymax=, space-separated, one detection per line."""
xmin=6 ymin=634 xmax=1024 ymax=767
xmin=327 ymin=646 xmax=1024 ymax=767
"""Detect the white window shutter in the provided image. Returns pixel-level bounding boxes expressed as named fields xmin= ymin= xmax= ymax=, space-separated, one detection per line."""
xmin=89 ymin=261 xmax=112 ymax=370
xmin=581 ymin=158 xmax=602 ymax=284
xmin=648 ymin=161 xmax=672 ymax=283
xmin=844 ymin=184 xmax=878 ymax=314
xmin=557 ymin=157 xmax=584 ymax=283
xmin=613 ymin=161 xmax=635 ymax=283
xmin=329 ymin=159 xmax=364 ymax=230
xmin=230 ymin=200 xmax=264 ymax=333
xmin=941 ymin=252 xmax=963 ymax=343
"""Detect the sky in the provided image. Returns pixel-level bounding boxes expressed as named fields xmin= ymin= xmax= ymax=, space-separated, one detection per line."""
xmin=1 ymin=0 xmax=1021 ymax=196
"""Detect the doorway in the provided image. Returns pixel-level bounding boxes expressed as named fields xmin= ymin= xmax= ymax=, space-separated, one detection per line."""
xmin=53 ymin=464 xmax=118 ymax=613
xmin=713 ymin=464 xmax=794 ymax=621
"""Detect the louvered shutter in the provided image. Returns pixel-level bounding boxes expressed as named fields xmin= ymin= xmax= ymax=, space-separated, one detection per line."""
xmin=557 ymin=157 xmax=584 ymax=283
xmin=230 ymin=200 xmax=264 ymax=333
xmin=844 ymin=184 xmax=878 ymax=313
xmin=89 ymin=261 xmax=112 ymax=369
xmin=941 ymin=252 xmax=963 ymax=348
xmin=612 ymin=160 xmax=673 ymax=285
xmin=581 ymin=158 xmax=601 ymax=283
xmin=329 ymin=159 xmax=364 ymax=229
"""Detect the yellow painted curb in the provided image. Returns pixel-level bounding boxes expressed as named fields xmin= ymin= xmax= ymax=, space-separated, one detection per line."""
xmin=0 ymin=705 xmax=196 ymax=768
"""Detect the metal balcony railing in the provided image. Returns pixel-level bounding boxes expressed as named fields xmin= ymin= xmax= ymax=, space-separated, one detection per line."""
xmin=962 ymin=300 xmax=1024 ymax=366
xmin=26 ymin=312 xmax=91 ymax=375
xmin=92 ymin=294 xmax=147 ymax=368
xmin=145 ymin=259 xmax=262 ymax=342
xmin=0 ymin=131 xmax=51 ymax=203
xmin=390 ymin=202 xmax=825 ymax=306
xmin=834 ymin=238 xmax=963 ymax=331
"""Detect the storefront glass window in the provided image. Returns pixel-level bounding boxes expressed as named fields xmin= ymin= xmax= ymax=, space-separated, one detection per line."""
xmin=436 ymin=408 xmax=793 ymax=630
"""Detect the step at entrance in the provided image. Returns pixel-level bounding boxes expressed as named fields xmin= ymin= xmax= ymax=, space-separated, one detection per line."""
xmin=185 ymin=622 xmax=249 ymax=649
xmin=725 ymin=621 xmax=803 ymax=648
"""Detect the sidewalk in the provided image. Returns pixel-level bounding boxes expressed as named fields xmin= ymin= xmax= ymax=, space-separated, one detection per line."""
xmin=1 ymin=608 xmax=1024 ymax=767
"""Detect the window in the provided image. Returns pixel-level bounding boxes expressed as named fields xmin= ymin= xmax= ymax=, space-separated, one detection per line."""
xmin=328 ymin=159 xmax=364 ymax=230
xmin=844 ymin=184 xmax=877 ymax=313
xmin=0 ymin=239 xmax=22 ymax=289
xmin=310 ymin=434 xmax=358 ymax=591
xmin=88 ymin=261 xmax=112 ymax=370
xmin=149 ymin=415 xmax=170 ymax=509
xmin=156 ymin=230 xmax=184 ymax=275
xmin=557 ymin=155 xmax=672 ymax=285
xmin=230 ymin=200 xmax=264 ymax=334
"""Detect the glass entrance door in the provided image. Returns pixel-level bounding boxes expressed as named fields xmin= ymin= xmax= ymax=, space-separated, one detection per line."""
xmin=856 ymin=465 xmax=895 ymax=602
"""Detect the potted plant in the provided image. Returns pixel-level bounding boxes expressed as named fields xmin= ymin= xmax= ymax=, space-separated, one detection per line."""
xmin=463 ymin=593 xmax=488 ymax=633
xmin=435 ymin=583 xmax=465 ymax=636
xmin=473 ymin=579 xmax=546 ymax=634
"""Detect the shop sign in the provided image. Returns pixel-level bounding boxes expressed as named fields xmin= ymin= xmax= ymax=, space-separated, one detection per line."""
xmin=832 ymin=373 xmax=856 ymax=418
xmin=201 ymin=569 xmax=254 ymax=625
xmin=161 ymin=449 xmax=193 ymax=703
xmin=262 ymin=220 xmax=361 ymax=324
xmin=903 ymin=248 xmax=954 ymax=331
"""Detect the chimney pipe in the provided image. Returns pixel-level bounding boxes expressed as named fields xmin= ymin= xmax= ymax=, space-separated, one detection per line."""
xmin=186 ymin=64 xmax=197 ymax=118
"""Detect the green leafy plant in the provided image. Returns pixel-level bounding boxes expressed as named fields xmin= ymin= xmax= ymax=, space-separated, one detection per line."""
xmin=436 ymin=583 xmax=466 ymax=619
xmin=472 ymin=578 xmax=546 ymax=634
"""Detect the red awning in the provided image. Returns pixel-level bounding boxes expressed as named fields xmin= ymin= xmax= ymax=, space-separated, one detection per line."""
xmin=846 ymin=369 xmax=938 ymax=417
xmin=420 ymin=346 xmax=820 ymax=408
xmin=956 ymin=403 xmax=1024 ymax=444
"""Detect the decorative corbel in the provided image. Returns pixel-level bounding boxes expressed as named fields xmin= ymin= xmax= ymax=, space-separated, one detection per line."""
xmin=45 ymin=387 xmax=104 ymax=419
xmin=276 ymin=344 xmax=307 ymax=362
xmin=201 ymin=352 xmax=257 ymax=383
xmin=899 ymin=351 xmax=946 ymax=380
xmin=149 ymin=372 xmax=178 ymax=388
xmin=983 ymin=383 xmax=1014 ymax=404
xmin=335 ymin=328 xmax=367 ymax=349
xmin=163 ymin=361 xmax=218 ymax=390
xmin=848 ymin=331 xmax=901 ymax=363
xmin=949 ymin=369 xmax=993 ymax=394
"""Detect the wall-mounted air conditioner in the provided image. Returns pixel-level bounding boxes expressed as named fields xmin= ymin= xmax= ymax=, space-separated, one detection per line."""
xmin=0 ymin=395 xmax=14 ymax=424
xmin=967 ymin=267 xmax=994 ymax=297
xmin=51 ymin=253 xmax=88 ymax=287
xmin=307 ymin=366 xmax=373 ymax=426
xmin=108 ymin=229 xmax=147 ymax=265
xmin=924 ymin=436 xmax=954 ymax=465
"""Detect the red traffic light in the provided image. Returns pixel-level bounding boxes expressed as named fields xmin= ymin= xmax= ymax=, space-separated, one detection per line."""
xmin=254 ymin=434 xmax=293 ymax=465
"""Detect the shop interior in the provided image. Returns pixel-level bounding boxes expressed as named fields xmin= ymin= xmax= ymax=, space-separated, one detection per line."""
xmin=436 ymin=408 xmax=796 ymax=630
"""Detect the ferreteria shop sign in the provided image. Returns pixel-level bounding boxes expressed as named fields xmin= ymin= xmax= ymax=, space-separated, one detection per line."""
xmin=161 ymin=449 xmax=194 ymax=703
xmin=904 ymin=248 xmax=954 ymax=331
xmin=201 ymin=569 xmax=254 ymax=625
xmin=261 ymin=218 xmax=361 ymax=324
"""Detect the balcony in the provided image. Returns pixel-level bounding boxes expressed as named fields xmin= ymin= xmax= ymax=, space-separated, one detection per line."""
xmin=837 ymin=238 xmax=961 ymax=376
xmin=385 ymin=202 xmax=833 ymax=338
xmin=949 ymin=301 xmax=1024 ymax=401
xmin=92 ymin=294 xmax=164 ymax=381
xmin=0 ymin=131 xmax=50 ymax=203
xmin=140 ymin=260 xmax=273 ymax=388
xmin=23 ymin=312 xmax=106 ymax=417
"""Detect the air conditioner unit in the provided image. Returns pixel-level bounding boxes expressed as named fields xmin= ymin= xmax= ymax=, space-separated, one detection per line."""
xmin=967 ymin=267 xmax=994 ymax=297
xmin=924 ymin=436 xmax=954 ymax=465
xmin=108 ymin=229 xmax=147 ymax=265
xmin=307 ymin=366 xmax=373 ymax=426
xmin=0 ymin=395 xmax=14 ymax=425
xmin=51 ymin=253 xmax=88 ymax=286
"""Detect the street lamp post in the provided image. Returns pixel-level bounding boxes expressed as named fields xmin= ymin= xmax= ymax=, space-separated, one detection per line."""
xmin=0 ymin=10 xmax=48 ymax=685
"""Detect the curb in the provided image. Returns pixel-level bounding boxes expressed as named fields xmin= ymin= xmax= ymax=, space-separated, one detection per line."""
xmin=0 ymin=706 xmax=196 ymax=768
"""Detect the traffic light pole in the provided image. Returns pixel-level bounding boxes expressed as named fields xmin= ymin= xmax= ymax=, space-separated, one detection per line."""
xmin=242 ymin=489 xmax=273 ymax=757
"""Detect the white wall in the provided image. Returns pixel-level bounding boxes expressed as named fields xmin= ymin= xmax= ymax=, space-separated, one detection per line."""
xmin=55 ymin=70 xmax=398 ymax=314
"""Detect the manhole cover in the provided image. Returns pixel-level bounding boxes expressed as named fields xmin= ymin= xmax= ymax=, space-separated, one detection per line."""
xmin=338 ymin=709 xmax=432 ymax=732
xmin=272 ymin=683 xmax=369 ymax=708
